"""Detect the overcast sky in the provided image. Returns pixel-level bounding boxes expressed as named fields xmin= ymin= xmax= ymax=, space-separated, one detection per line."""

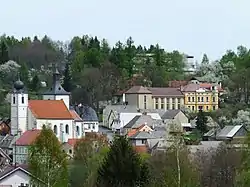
xmin=1 ymin=0 xmax=249 ymax=61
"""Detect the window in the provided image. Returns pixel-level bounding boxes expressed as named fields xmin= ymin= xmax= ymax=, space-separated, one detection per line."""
xmin=21 ymin=96 xmax=24 ymax=104
xmin=13 ymin=96 xmax=15 ymax=104
xmin=142 ymin=139 xmax=147 ymax=144
xmin=69 ymin=149 xmax=72 ymax=154
xmin=198 ymin=106 xmax=203 ymax=110
xmin=172 ymin=103 xmax=175 ymax=110
xmin=65 ymin=124 xmax=69 ymax=134
xmin=213 ymin=97 xmax=216 ymax=102
xmin=155 ymin=98 xmax=159 ymax=109
xmin=161 ymin=98 xmax=164 ymax=109
xmin=76 ymin=126 xmax=80 ymax=136
xmin=192 ymin=97 xmax=195 ymax=102
xmin=53 ymin=125 xmax=58 ymax=134
xmin=206 ymin=97 xmax=209 ymax=102
xmin=88 ymin=124 xmax=92 ymax=129
xmin=213 ymin=106 xmax=216 ymax=110
xmin=166 ymin=98 xmax=169 ymax=110
xmin=188 ymin=97 xmax=191 ymax=102
xmin=144 ymin=95 xmax=147 ymax=109
xmin=198 ymin=97 xmax=200 ymax=102
xmin=177 ymin=98 xmax=181 ymax=109
xmin=201 ymin=97 xmax=204 ymax=102
xmin=192 ymin=106 xmax=195 ymax=111
xmin=206 ymin=106 xmax=209 ymax=111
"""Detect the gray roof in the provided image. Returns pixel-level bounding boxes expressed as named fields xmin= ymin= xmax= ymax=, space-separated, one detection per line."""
xmin=161 ymin=110 xmax=182 ymax=120
xmin=129 ymin=131 xmax=155 ymax=139
xmin=123 ymin=115 xmax=153 ymax=129
xmin=43 ymin=67 xmax=70 ymax=96
xmin=0 ymin=135 xmax=15 ymax=149
xmin=125 ymin=86 xmax=152 ymax=94
xmin=74 ymin=105 xmax=98 ymax=122
xmin=216 ymin=125 xmax=244 ymax=139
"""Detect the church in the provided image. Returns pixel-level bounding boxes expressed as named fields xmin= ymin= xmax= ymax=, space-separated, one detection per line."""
xmin=10 ymin=66 xmax=99 ymax=143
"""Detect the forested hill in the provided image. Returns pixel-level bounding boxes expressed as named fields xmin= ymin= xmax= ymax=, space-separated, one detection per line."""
xmin=0 ymin=34 xmax=250 ymax=120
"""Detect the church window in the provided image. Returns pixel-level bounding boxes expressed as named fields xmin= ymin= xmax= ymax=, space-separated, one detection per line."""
xmin=53 ymin=125 xmax=58 ymax=134
xmin=76 ymin=126 xmax=80 ymax=136
xmin=65 ymin=125 xmax=69 ymax=134
xmin=13 ymin=96 xmax=15 ymax=104
xmin=21 ymin=96 xmax=24 ymax=104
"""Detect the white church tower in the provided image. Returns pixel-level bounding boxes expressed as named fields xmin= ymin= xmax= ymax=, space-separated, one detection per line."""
xmin=42 ymin=64 xmax=70 ymax=108
xmin=11 ymin=78 xmax=28 ymax=135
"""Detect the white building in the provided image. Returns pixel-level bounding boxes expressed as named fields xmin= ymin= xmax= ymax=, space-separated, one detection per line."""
xmin=10 ymin=65 xmax=99 ymax=143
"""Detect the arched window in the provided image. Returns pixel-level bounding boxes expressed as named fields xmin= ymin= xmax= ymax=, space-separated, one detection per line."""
xmin=65 ymin=124 xmax=69 ymax=134
xmin=53 ymin=125 xmax=58 ymax=134
xmin=76 ymin=126 xmax=80 ymax=136
xmin=69 ymin=149 xmax=72 ymax=154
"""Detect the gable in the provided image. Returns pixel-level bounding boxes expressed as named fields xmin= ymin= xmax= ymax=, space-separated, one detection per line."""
xmin=0 ymin=169 xmax=30 ymax=185
xmin=234 ymin=127 xmax=247 ymax=137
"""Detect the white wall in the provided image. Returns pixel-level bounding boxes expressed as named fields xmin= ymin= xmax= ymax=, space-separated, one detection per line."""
xmin=11 ymin=93 xmax=28 ymax=135
xmin=119 ymin=113 xmax=141 ymax=128
xmin=84 ymin=122 xmax=99 ymax=133
xmin=0 ymin=170 xmax=30 ymax=187
xmin=42 ymin=95 xmax=70 ymax=109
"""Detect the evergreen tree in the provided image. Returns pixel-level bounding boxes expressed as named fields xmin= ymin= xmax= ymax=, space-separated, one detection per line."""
xmin=0 ymin=41 xmax=9 ymax=64
xmin=19 ymin=62 xmax=29 ymax=84
xmin=196 ymin=110 xmax=208 ymax=134
xmin=28 ymin=125 xmax=68 ymax=187
xmin=62 ymin=62 xmax=73 ymax=92
xmin=97 ymin=136 xmax=150 ymax=187
xmin=29 ymin=75 xmax=40 ymax=92
xmin=201 ymin=53 xmax=209 ymax=65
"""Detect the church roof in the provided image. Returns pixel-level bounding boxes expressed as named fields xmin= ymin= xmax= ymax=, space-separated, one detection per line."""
xmin=28 ymin=100 xmax=73 ymax=119
xmin=70 ymin=110 xmax=83 ymax=122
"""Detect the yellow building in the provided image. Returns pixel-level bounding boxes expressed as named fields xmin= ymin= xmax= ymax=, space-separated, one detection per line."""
xmin=181 ymin=83 xmax=219 ymax=112
xmin=124 ymin=86 xmax=185 ymax=110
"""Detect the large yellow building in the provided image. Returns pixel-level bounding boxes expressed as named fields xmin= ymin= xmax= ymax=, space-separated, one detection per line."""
xmin=181 ymin=83 xmax=219 ymax=112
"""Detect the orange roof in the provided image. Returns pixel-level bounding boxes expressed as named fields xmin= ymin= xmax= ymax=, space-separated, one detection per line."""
xmin=28 ymin=100 xmax=73 ymax=119
xmin=127 ymin=129 xmax=138 ymax=137
xmin=134 ymin=145 xmax=148 ymax=153
xmin=16 ymin=129 xmax=41 ymax=146
xmin=70 ymin=110 xmax=83 ymax=121
xmin=138 ymin=124 xmax=146 ymax=131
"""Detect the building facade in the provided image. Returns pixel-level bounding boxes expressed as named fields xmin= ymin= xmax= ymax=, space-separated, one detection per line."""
xmin=124 ymin=86 xmax=185 ymax=110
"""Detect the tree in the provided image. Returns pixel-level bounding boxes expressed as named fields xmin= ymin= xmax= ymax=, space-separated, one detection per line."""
xmin=196 ymin=110 xmax=208 ymax=135
xmin=96 ymin=136 xmax=150 ymax=187
xmin=29 ymin=75 xmax=40 ymax=92
xmin=201 ymin=54 xmax=209 ymax=65
xmin=19 ymin=62 xmax=29 ymax=84
xmin=62 ymin=62 xmax=73 ymax=92
xmin=28 ymin=125 xmax=68 ymax=187
xmin=0 ymin=41 xmax=9 ymax=64
xmin=70 ymin=133 xmax=109 ymax=187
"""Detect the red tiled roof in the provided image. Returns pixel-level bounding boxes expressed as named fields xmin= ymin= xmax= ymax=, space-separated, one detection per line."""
xmin=28 ymin=100 xmax=73 ymax=119
xmin=67 ymin=138 xmax=81 ymax=147
xmin=127 ymin=129 xmax=138 ymax=137
xmin=16 ymin=129 xmax=41 ymax=146
xmin=70 ymin=110 xmax=83 ymax=121
xmin=134 ymin=145 xmax=148 ymax=153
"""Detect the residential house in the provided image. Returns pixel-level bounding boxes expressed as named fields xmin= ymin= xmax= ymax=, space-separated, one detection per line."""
xmin=124 ymin=86 xmax=185 ymax=110
xmin=181 ymin=83 xmax=219 ymax=112
xmin=0 ymin=147 xmax=12 ymax=169
xmin=13 ymin=129 xmax=41 ymax=165
xmin=161 ymin=110 xmax=188 ymax=125
xmin=0 ymin=165 xmax=44 ymax=187
xmin=62 ymin=138 xmax=80 ymax=158
xmin=102 ymin=105 xmax=164 ymax=130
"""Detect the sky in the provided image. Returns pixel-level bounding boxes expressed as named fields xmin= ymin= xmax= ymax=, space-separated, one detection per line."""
xmin=1 ymin=0 xmax=250 ymax=61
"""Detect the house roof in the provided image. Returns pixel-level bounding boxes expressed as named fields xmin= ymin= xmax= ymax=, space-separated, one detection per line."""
xmin=168 ymin=80 xmax=188 ymax=88
xmin=181 ymin=83 xmax=201 ymax=92
xmin=161 ymin=110 xmax=181 ymax=120
xmin=74 ymin=105 xmax=98 ymax=122
xmin=148 ymin=87 xmax=183 ymax=96
xmin=217 ymin=125 xmax=244 ymax=139
xmin=124 ymin=115 xmax=153 ymax=129
xmin=15 ymin=129 xmax=41 ymax=146
xmin=29 ymin=100 xmax=73 ymax=119
xmin=0 ymin=165 xmax=44 ymax=184
xmin=129 ymin=131 xmax=155 ymax=139
xmin=125 ymin=86 xmax=152 ymax=94
xmin=70 ymin=110 xmax=83 ymax=122
xmin=0 ymin=135 xmax=15 ymax=148
xmin=67 ymin=138 xmax=81 ymax=147
xmin=127 ymin=129 xmax=138 ymax=137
